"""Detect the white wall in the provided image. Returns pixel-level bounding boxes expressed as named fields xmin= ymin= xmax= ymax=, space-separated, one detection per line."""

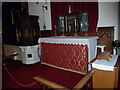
xmin=97 ymin=2 xmax=118 ymax=40
xmin=28 ymin=1 xmax=52 ymax=30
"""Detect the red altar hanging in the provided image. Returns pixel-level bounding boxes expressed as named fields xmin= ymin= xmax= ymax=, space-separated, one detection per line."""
xmin=41 ymin=42 xmax=88 ymax=75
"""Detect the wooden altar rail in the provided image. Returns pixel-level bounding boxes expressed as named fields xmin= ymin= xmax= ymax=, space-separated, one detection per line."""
xmin=33 ymin=70 xmax=95 ymax=89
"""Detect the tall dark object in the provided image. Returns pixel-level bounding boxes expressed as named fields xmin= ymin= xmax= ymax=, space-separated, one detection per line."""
xmin=16 ymin=15 xmax=40 ymax=46
xmin=2 ymin=2 xmax=22 ymax=45
xmin=2 ymin=2 xmax=32 ymax=45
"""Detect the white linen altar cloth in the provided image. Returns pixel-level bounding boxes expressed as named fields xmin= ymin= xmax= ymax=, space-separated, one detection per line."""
xmin=38 ymin=36 xmax=97 ymax=45
xmin=92 ymin=55 xmax=118 ymax=71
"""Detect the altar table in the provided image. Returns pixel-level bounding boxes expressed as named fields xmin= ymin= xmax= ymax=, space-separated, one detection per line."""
xmin=38 ymin=36 xmax=97 ymax=74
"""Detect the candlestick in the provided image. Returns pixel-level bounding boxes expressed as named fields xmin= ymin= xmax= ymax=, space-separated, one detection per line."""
xmin=74 ymin=19 xmax=78 ymax=36
xmin=74 ymin=19 xmax=77 ymax=32
xmin=65 ymin=16 xmax=68 ymax=32
xmin=75 ymin=19 xmax=76 ymax=27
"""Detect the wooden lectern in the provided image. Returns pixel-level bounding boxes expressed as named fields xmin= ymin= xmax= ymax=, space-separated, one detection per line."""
xmin=91 ymin=55 xmax=120 ymax=88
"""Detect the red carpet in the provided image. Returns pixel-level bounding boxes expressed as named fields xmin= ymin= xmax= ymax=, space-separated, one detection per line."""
xmin=2 ymin=59 xmax=86 ymax=89
xmin=3 ymin=59 xmax=120 ymax=89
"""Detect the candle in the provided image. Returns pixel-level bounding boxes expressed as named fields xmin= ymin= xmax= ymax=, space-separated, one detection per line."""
xmin=68 ymin=5 xmax=71 ymax=13
xmin=75 ymin=19 xmax=77 ymax=32
xmin=75 ymin=19 xmax=76 ymax=27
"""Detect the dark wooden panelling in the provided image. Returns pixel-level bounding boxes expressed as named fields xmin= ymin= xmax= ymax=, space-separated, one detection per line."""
xmin=16 ymin=15 xmax=40 ymax=46
xmin=97 ymin=26 xmax=114 ymax=53
xmin=41 ymin=30 xmax=53 ymax=37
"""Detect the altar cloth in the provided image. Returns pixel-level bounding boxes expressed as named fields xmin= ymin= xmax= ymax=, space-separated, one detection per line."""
xmin=92 ymin=55 xmax=118 ymax=71
xmin=38 ymin=36 xmax=98 ymax=45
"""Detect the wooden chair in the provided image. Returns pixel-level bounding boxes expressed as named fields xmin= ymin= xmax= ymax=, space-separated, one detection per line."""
xmin=33 ymin=70 xmax=95 ymax=89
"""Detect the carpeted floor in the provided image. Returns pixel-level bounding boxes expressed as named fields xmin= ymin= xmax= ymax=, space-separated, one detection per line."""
xmin=2 ymin=59 xmax=120 ymax=89
xmin=2 ymin=59 xmax=85 ymax=89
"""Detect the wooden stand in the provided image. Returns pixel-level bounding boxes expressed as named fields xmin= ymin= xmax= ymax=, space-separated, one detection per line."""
xmin=92 ymin=56 xmax=120 ymax=88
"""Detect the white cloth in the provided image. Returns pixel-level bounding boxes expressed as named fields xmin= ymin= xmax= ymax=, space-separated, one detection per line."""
xmin=38 ymin=36 xmax=98 ymax=45
xmin=92 ymin=55 xmax=118 ymax=71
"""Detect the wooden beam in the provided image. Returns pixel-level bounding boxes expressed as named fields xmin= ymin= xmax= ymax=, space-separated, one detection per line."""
xmin=33 ymin=76 xmax=68 ymax=89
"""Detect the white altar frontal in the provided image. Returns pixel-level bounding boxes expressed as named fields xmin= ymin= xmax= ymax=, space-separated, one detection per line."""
xmin=38 ymin=36 xmax=98 ymax=71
